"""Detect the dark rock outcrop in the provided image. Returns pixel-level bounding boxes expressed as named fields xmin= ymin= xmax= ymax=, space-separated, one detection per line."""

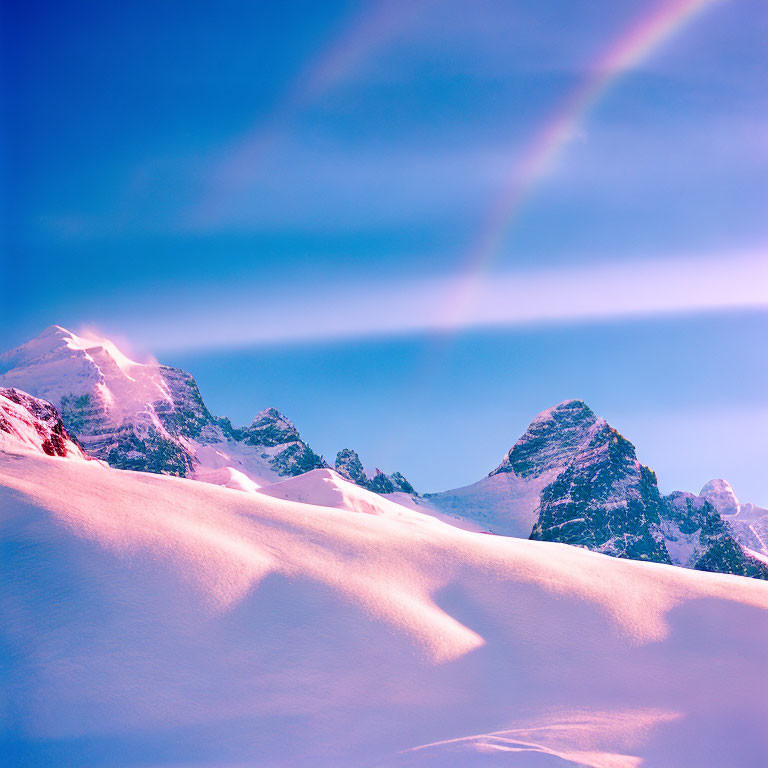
xmin=335 ymin=448 xmax=415 ymax=495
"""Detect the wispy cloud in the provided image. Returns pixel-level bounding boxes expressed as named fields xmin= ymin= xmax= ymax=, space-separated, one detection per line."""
xmin=125 ymin=249 xmax=767 ymax=352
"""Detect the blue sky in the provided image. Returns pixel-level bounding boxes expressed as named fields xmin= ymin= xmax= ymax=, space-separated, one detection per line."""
xmin=2 ymin=0 xmax=767 ymax=501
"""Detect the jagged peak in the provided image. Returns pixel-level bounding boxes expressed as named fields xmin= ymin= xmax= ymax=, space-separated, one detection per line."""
xmin=334 ymin=448 xmax=415 ymax=495
xmin=527 ymin=399 xmax=599 ymax=427
xmin=256 ymin=406 xmax=281 ymax=419
xmin=335 ymin=448 xmax=367 ymax=482
xmin=0 ymin=386 xmax=88 ymax=460
xmin=251 ymin=407 xmax=295 ymax=429
xmin=491 ymin=399 xmax=605 ymax=479
xmin=700 ymin=478 xmax=740 ymax=516
xmin=335 ymin=447 xmax=362 ymax=468
xmin=242 ymin=407 xmax=308 ymax=452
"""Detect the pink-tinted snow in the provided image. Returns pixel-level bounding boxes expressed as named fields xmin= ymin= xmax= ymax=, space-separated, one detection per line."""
xmin=2 ymin=452 xmax=767 ymax=767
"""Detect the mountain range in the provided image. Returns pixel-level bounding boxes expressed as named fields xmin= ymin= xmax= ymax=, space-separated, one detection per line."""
xmin=417 ymin=400 xmax=768 ymax=580
xmin=5 ymin=440 xmax=768 ymax=766
xmin=1 ymin=325 xmax=766 ymax=582
xmin=3 ymin=325 xmax=768 ymax=765
xmin=0 ymin=325 xmax=411 ymax=491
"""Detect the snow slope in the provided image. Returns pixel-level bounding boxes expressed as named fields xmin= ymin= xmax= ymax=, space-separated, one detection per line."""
xmin=2 ymin=452 xmax=768 ymax=767
xmin=418 ymin=470 xmax=558 ymax=536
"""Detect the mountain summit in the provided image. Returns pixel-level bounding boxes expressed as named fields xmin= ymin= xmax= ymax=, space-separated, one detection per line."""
xmin=424 ymin=399 xmax=768 ymax=580
xmin=491 ymin=399 xmax=603 ymax=478
xmin=0 ymin=325 xmax=204 ymax=474
xmin=0 ymin=326 xmax=326 ymax=484
xmin=699 ymin=478 xmax=740 ymax=516
xmin=697 ymin=478 xmax=768 ymax=557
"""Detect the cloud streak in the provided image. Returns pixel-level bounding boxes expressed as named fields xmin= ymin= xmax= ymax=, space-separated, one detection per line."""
xmin=133 ymin=249 xmax=767 ymax=352
xmin=449 ymin=0 xmax=726 ymax=326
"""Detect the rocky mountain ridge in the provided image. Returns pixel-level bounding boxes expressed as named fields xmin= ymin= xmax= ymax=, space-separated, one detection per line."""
xmin=334 ymin=448 xmax=414 ymax=494
xmin=0 ymin=327 xmax=330 ymax=483
xmin=1 ymin=327 xmax=765 ymax=581
xmin=693 ymin=478 xmax=768 ymax=559
xmin=427 ymin=399 xmax=768 ymax=580
xmin=0 ymin=386 xmax=88 ymax=460
xmin=0 ymin=327 xmax=400 ymax=491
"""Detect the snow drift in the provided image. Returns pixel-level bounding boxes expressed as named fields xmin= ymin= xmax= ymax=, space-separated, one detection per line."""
xmin=2 ymin=452 xmax=768 ymax=767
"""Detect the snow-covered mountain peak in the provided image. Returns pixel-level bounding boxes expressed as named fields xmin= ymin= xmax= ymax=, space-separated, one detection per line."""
xmin=0 ymin=327 xmax=210 ymax=475
xmin=0 ymin=328 xmax=334 ymax=483
xmin=1 ymin=324 xmax=79 ymax=361
xmin=2 ymin=325 xmax=141 ymax=374
xmin=700 ymin=478 xmax=740 ymax=516
xmin=0 ymin=325 xmax=171 ymax=427
xmin=491 ymin=398 xmax=605 ymax=478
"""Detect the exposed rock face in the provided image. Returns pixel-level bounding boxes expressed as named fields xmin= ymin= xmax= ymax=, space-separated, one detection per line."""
xmin=516 ymin=402 xmax=767 ymax=578
xmin=727 ymin=511 xmax=768 ymax=557
xmin=3 ymin=328 xmax=765 ymax=582
xmin=389 ymin=472 xmax=415 ymax=495
xmin=0 ymin=327 xmax=326 ymax=482
xmin=335 ymin=448 xmax=369 ymax=486
xmin=235 ymin=408 xmax=328 ymax=477
xmin=521 ymin=404 xmax=767 ymax=579
xmin=431 ymin=399 xmax=767 ymax=581
xmin=492 ymin=399 xmax=605 ymax=479
xmin=0 ymin=387 xmax=88 ymax=459
xmin=524 ymin=402 xmax=671 ymax=563
xmin=662 ymin=491 xmax=768 ymax=579
xmin=335 ymin=448 xmax=415 ymax=495
xmin=156 ymin=365 xmax=220 ymax=441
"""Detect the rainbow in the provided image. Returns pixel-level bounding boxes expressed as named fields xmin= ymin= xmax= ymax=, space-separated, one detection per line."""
xmin=447 ymin=0 xmax=724 ymax=326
